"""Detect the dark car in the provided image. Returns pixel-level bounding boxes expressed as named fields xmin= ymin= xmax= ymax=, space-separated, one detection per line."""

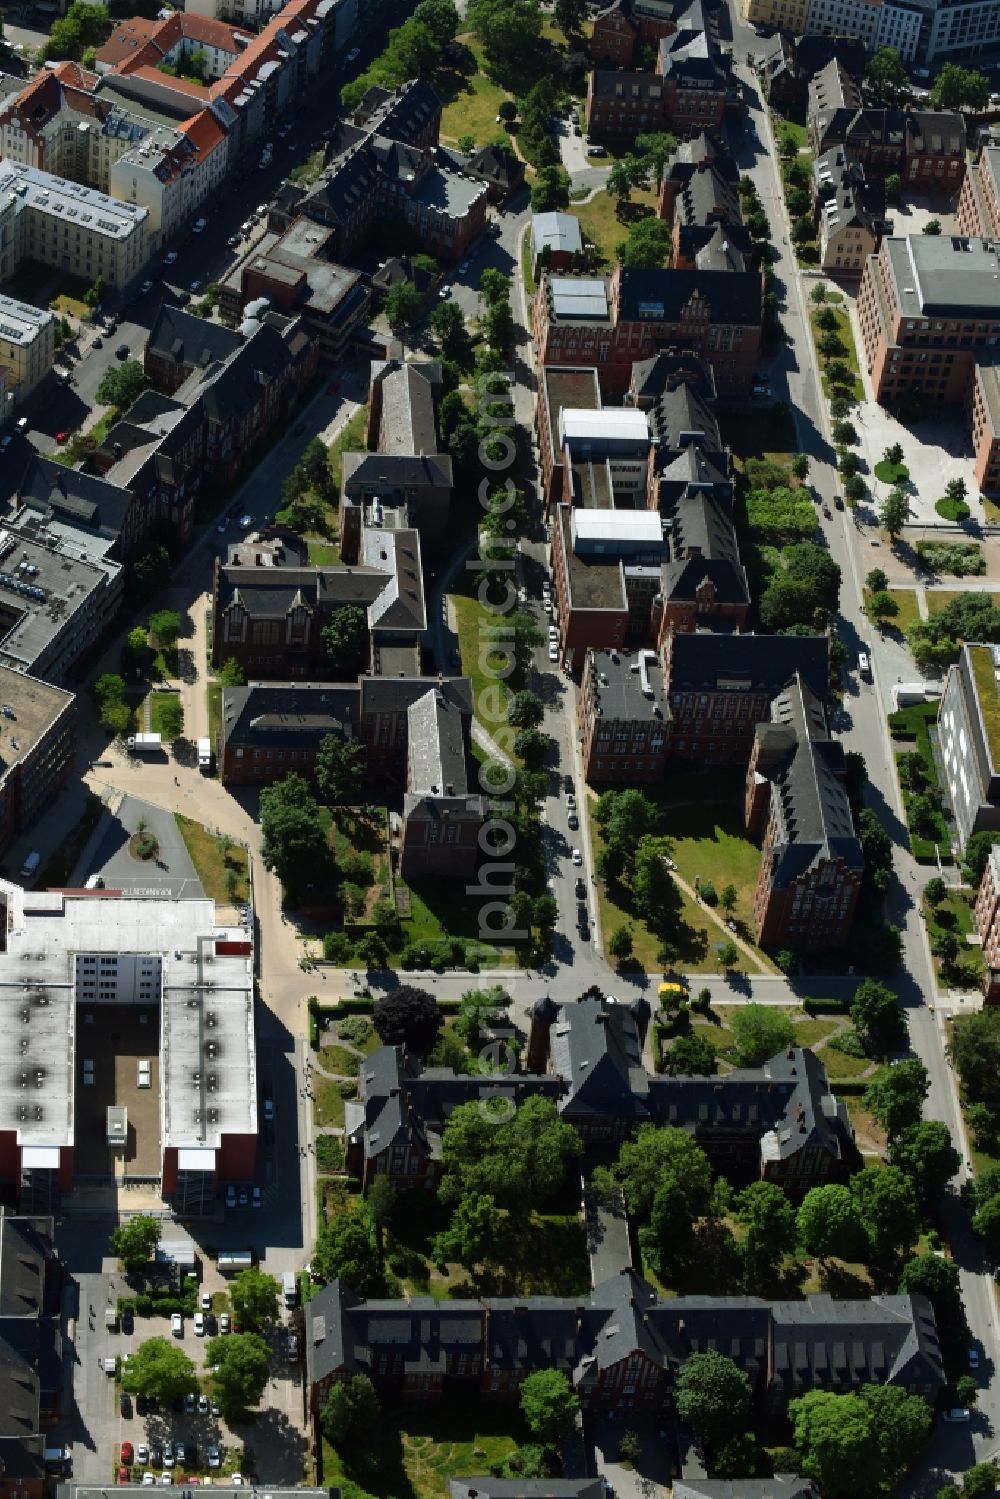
xmin=834 ymin=493 xmax=844 ymax=509
xmin=575 ymin=877 xmax=586 ymax=900
xmin=122 ymin=1309 xmax=134 ymax=1335
xmin=150 ymin=1447 xmax=163 ymax=1468
xmin=115 ymin=344 xmax=129 ymax=360
xmin=93 ymin=336 xmax=103 ymax=349
xmin=186 ymin=1444 xmax=197 ymax=1467
xmin=563 ymin=774 xmax=574 ymax=794
xmin=120 ymin=1392 xmax=132 ymax=1418
xmin=136 ymin=1393 xmax=147 ymax=1415
xmin=577 ymin=902 xmax=588 ymax=926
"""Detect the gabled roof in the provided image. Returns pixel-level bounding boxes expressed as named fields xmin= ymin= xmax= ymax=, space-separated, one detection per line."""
xmin=667 ymin=631 xmax=829 ymax=702
xmin=220 ymin=683 xmax=361 ymax=754
xmin=147 ymin=304 xmax=242 ymax=370
xmin=550 ymin=996 xmax=649 ymax=1118
xmin=16 ymin=455 xmax=132 ymax=546
xmin=617 ymin=267 xmax=762 ymax=329
xmin=674 ymin=1480 xmax=819 ymax=1499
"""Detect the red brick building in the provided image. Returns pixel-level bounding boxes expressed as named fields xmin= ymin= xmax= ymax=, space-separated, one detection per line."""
xmin=551 ymin=506 xmax=667 ymax=661
xmin=532 ymin=265 xmax=762 ymax=400
xmin=589 ymin=0 xmax=679 ymax=66
xmin=746 ymin=675 xmax=863 ymax=951
xmin=975 ymin=843 xmax=1000 ymax=1002
xmin=957 ymin=143 xmax=1000 ymax=240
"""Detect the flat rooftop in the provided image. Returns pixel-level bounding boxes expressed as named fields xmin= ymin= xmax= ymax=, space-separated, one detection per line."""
xmin=0 ymin=521 xmax=120 ymax=675
xmin=0 ymin=157 xmax=148 ymax=239
xmin=587 ymin=648 xmax=670 ymax=724
xmin=887 ymin=234 xmax=1000 ymax=319
xmin=0 ymin=885 xmax=255 ymax=1160
xmin=558 ymin=505 xmax=626 ymax=612
xmin=548 ymin=276 xmax=611 ymax=324
xmin=571 ymin=458 xmax=613 ymax=509
xmin=0 ymin=665 xmax=73 ymax=779
xmin=969 ymin=642 xmax=1000 ymax=767
xmin=0 ymin=294 xmax=53 ymax=347
xmin=560 ymin=408 xmax=649 ymax=446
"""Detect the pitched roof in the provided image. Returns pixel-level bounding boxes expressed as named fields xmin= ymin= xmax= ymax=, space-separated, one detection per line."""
xmin=674 ymin=1480 xmax=818 ymax=1499
xmin=550 ymin=996 xmax=649 ymax=1118
xmin=666 ymin=631 xmax=829 ymax=702
xmin=220 ymin=683 xmax=361 ymax=755
xmin=146 ymin=304 xmax=242 ymax=371
xmin=16 ymin=455 xmax=132 ymax=546
xmin=617 ymin=267 xmax=762 ymax=328
xmin=449 ymin=1483 xmax=605 ymax=1499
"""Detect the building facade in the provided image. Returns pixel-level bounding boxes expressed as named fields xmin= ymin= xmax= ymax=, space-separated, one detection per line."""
xmin=0 ymin=295 xmax=54 ymax=406
xmin=938 ymin=642 xmax=1000 ymax=851
xmin=0 ymin=158 xmax=149 ymax=290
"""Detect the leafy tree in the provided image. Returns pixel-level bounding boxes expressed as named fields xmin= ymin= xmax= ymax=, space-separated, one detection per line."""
xmin=675 ymin=1352 xmax=753 ymax=1449
xmin=412 ymin=0 xmax=459 ymax=43
xmin=949 ymin=1008 xmax=1000 ymax=1101
xmin=260 ymin=774 xmax=329 ymax=892
xmin=962 ymin=1465 xmax=998 ymax=1499
xmin=931 ymin=62 xmax=990 ymax=111
xmin=498 ymin=99 xmax=517 ymax=124
xmin=664 ymin=1032 xmax=717 ymax=1076
xmin=148 ymin=609 xmax=180 ymax=648
xmin=507 ymin=690 xmax=544 ymax=731
xmin=898 ymin=1253 xmax=968 ymax=1348
xmin=635 ymin=131 xmax=678 ymax=189
xmin=617 ymin=216 xmax=671 ymax=268
xmin=315 ymin=735 xmax=366 ymax=805
xmin=796 ymin=1184 xmax=864 ymax=1262
xmin=594 ymin=789 xmax=659 ymax=880
xmin=606 ymin=154 xmax=650 ymax=208
xmin=866 ymin=45 xmax=909 ymax=103
xmin=205 ymin=1332 xmax=270 ymax=1416
xmin=466 ymin=0 xmax=542 ymax=77
xmin=438 ymin=1094 xmax=581 ymax=1213
xmin=790 ymin=454 xmax=810 ymax=481
xmin=851 ymin=1164 xmax=919 ymax=1264
xmin=384 ymin=281 xmax=422 ymax=334
xmin=312 ymin=1207 xmax=382 ymax=1292
xmin=965 ymin=832 xmax=1000 ymax=887
xmin=520 ymin=1369 xmax=579 ymax=1443
xmin=850 ymin=978 xmax=906 ymax=1057
xmin=530 ymin=165 xmax=571 ymax=212
xmin=157 ymin=697 xmax=183 ymax=741
xmin=790 ymin=1390 xmax=878 ymax=1496
xmin=889 ymin=1120 xmax=960 ymax=1205
xmin=96 ymin=359 xmax=148 ymax=410
xmin=735 ymin=1181 xmax=797 ymax=1283
xmin=869 ymin=590 xmax=899 ymax=626
xmin=121 ymin=1337 xmax=197 ymax=1403
xmin=322 ymin=606 xmax=368 ymax=677
xmin=109 ymin=1215 xmax=160 ymax=1268
xmin=792 ymin=216 xmax=816 ymax=248
xmin=879 ymin=486 xmax=909 ymax=540
xmin=859 ymin=1384 xmax=931 ymax=1485
xmin=608 ymin=925 xmax=634 ymax=962
xmin=633 ymin=838 xmax=683 ymax=930
xmin=863 ymin=1059 xmax=929 ymax=1137
xmin=506 ymin=609 xmax=545 ymax=672
xmin=230 ymin=1268 xmax=280 ymax=1328
xmin=923 ymin=218 xmax=942 ymax=235
xmin=320 ymin=1374 xmax=380 ymax=1449
xmin=356 ymin=931 xmax=388 ymax=969
xmin=729 ymin=1004 xmax=794 ymax=1066
xmin=432 ymin=1191 xmax=503 ymax=1270
xmin=514 ymin=728 xmax=548 ymax=766
xmin=430 ymin=300 xmax=470 ymax=364
xmin=881 ymin=442 xmax=905 ymax=467
xmin=718 ymin=940 xmax=739 ymax=968
xmin=300 ymin=437 xmax=335 ymax=496
xmin=373 ymin=985 xmax=441 ymax=1056
xmin=924 ymin=875 xmax=947 ymax=907
xmin=612 ymin=1123 xmax=712 ymax=1222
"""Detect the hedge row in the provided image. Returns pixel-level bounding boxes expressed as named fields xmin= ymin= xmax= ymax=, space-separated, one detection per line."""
xmin=117 ymin=1293 xmax=197 ymax=1316
xmin=802 ymin=997 xmax=851 ymax=1015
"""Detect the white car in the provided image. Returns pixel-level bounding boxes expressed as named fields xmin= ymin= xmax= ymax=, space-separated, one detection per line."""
xmin=208 ymin=1448 xmax=221 ymax=1470
xmin=193 ymin=1312 xmax=205 ymax=1336
xmin=170 ymin=1313 xmax=183 ymax=1337
xmin=137 ymin=1446 xmax=149 ymax=1465
xmin=160 ymin=1476 xmax=172 ymax=1487
xmin=15 ymin=417 xmax=28 ymax=432
xmin=548 ymin=643 xmax=559 ymax=662
xmin=232 ymin=1478 xmax=244 ymax=1488
xmin=219 ymin=1312 xmax=231 ymax=1334
xmin=239 ymin=514 xmax=253 ymax=529
xmin=256 ymin=204 xmax=268 ymax=217
xmin=571 ymin=848 xmax=582 ymax=865
xmin=163 ymin=252 xmax=178 ymax=266
xmin=192 ymin=218 xmax=207 ymax=233
xmin=200 ymin=1290 xmax=212 ymax=1311
xmin=198 ymin=1393 xmax=209 ymax=1414
xmin=548 ymin=625 xmax=559 ymax=640
xmin=143 ymin=1475 xmax=156 ymax=1487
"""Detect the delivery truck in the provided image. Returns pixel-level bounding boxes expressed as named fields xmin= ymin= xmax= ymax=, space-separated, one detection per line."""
xmin=127 ymin=733 xmax=162 ymax=755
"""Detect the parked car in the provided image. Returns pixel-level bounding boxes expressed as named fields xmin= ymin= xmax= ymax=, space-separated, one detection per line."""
xmin=969 ymin=1346 xmax=980 ymax=1369
xmin=942 ymin=1408 xmax=971 ymax=1423
xmin=263 ymin=1097 xmax=274 ymax=1121
xmin=143 ymin=1474 xmax=156 ymax=1486
xmin=238 ymin=1187 xmax=249 ymax=1207
xmin=163 ymin=1446 xmax=176 ymax=1470
xmin=219 ymin=1313 xmax=231 ymax=1334
xmin=208 ymin=1449 xmax=221 ymax=1470
xmin=192 ymin=218 xmax=207 ymax=233
xmin=548 ymin=643 xmax=559 ymax=662
xmin=345 ymin=45 xmax=360 ymax=62
xmin=190 ymin=280 xmax=204 ymax=295
xmin=164 ymin=252 xmax=178 ymax=266
xmin=571 ymin=848 xmax=582 ymax=865
xmin=171 ymin=1313 xmax=183 ymax=1337
xmin=198 ymin=1393 xmax=209 ymax=1414
xmin=575 ymin=877 xmax=586 ymax=899
xmin=120 ymin=1393 xmax=132 ymax=1417
xmin=200 ymin=1290 xmax=212 ymax=1311
xmin=115 ymin=344 xmax=130 ymax=360
xmin=252 ymin=1185 xmax=262 ymax=1208
xmin=185 ymin=1392 xmax=195 ymax=1413
xmin=568 ymin=812 xmax=579 ymax=830
xmin=122 ymin=1444 xmax=134 ymax=1464
xmin=150 ymin=1446 xmax=163 ymax=1467
xmin=140 ymin=280 xmax=154 ymax=294
xmin=193 ymin=1313 xmax=205 ymax=1336
xmin=225 ymin=1184 xmax=236 ymax=1208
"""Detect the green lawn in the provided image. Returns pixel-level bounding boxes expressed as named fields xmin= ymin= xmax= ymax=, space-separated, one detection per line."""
xmin=924 ymin=888 xmax=984 ymax=986
xmin=322 ymin=1400 xmax=522 ymax=1499
xmin=149 ymin=694 xmax=183 ymax=739
xmin=575 ymin=186 xmax=659 ymax=266
xmin=665 ymin=802 xmax=763 ymax=928
xmin=288 ymin=149 xmax=326 ymax=185
xmin=892 ymin=697 xmax=953 ymax=861
xmin=317 ymin=1044 xmax=360 ymax=1078
xmin=439 ymin=35 xmax=512 ymax=149
xmin=815 ymin=1043 xmax=876 ymax=1083
xmin=927 ymin=589 xmax=1000 ymax=614
xmin=306 ymin=540 xmax=343 ymax=565
xmin=449 ymin=588 xmax=515 ymax=732
xmin=774 ymin=119 xmax=809 ymax=148
xmin=810 ymin=305 xmax=864 ymax=401
xmin=863 ymin=587 xmax=921 ymax=635
xmin=313 ymin=1078 xmax=346 ymax=1129
xmin=332 ymin=406 xmax=368 ymax=489
xmin=175 ymin=816 xmax=250 ymax=905
xmin=399 ymin=878 xmax=514 ymax=968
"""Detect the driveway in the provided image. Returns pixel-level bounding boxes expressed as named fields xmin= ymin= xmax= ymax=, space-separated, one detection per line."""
xmin=89 ymin=794 xmax=203 ymax=899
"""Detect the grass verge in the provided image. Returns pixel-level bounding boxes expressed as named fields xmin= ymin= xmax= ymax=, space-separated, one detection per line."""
xmin=175 ymin=815 xmax=250 ymax=905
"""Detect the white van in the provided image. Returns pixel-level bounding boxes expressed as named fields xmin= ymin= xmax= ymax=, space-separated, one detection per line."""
xmin=858 ymin=652 xmax=872 ymax=681
xmin=282 ymin=1270 xmax=297 ymax=1308
xmin=137 ymin=1059 xmax=152 ymax=1088
xmin=19 ymin=851 xmax=40 ymax=880
xmin=197 ymin=738 xmax=212 ymax=771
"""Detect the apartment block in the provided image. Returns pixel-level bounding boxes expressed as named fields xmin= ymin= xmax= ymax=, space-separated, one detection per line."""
xmin=974 ymin=844 xmax=1000 ymax=1001
xmin=956 ymin=143 xmax=1000 ymax=240
xmin=808 ymin=63 xmax=966 ymax=184
xmin=923 ymin=0 xmax=1000 ymax=61
xmin=578 ymin=647 xmax=671 ymax=783
xmin=803 ymin=0 xmax=922 ymax=58
xmin=742 ymin=0 xmax=810 ymax=35
xmin=657 ymin=133 xmax=753 ymax=272
xmin=970 ymin=362 xmax=1000 ymax=497
xmin=537 ymin=366 xmax=604 ymax=508
xmin=813 ymin=152 xmax=882 ymax=275
xmin=759 ymin=34 xmax=868 ymax=114
xmin=0 ymin=294 xmax=54 ymax=405
xmin=0 ymin=1215 xmax=63 ymax=1499
xmin=857 ymin=235 xmax=1000 ymax=408
xmin=0 ymin=158 xmax=149 ymax=290
xmin=747 ymin=675 xmax=863 ymax=950
xmin=0 ymin=666 xmax=76 ymax=861
xmin=551 ymin=508 xmax=667 ymax=660
xmin=938 ymin=642 xmax=1000 ymax=851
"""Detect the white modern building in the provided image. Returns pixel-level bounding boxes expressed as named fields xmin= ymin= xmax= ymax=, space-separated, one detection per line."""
xmin=0 ymin=158 xmax=149 ymax=289
xmin=0 ymin=882 xmax=256 ymax=1214
xmin=0 ymin=295 xmax=54 ymax=405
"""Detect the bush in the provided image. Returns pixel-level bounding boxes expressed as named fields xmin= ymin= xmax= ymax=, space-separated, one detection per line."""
xmin=916 ymin=541 xmax=985 ymax=576
xmin=828 ymin=1028 xmax=868 ymax=1059
xmin=698 ymin=880 xmax=718 ymax=906
xmin=323 ymin=932 xmax=354 ymax=963
xmin=337 ymin=1079 xmax=357 ymax=1099
xmin=316 ymin=1136 xmax=345 ymax=1172
xmin=337 ymin=1016 xmax=373 ymax=1047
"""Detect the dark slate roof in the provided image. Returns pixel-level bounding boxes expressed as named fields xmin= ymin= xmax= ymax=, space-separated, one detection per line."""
xmin=342 ymin=452 xmax=453 ymax=492
xmin=630 ymin=350 xmax=717 ymax=405
xmin=666 ymin=631 xmax=829 ymax=702
xmin=362 ymin=673 xmax=474 ymax=715
xmin=754 ymin=675 xmax=863 ymax=884
xmin=146 ymin=304 xmax=241 ymax=370
xmin=905 ymin=110 xmax=965 ymax=156
xmin=469 ymin=143 xmax=525 ymax=189
xmin=674 ymin=1480 xmax=819 ymax=1499
xmin=371 ymin=256 xmax=438 ymax=294
xmin=187 ymin=318 xmax=313 ymax=427
xmin=550 ymin=995 xmax=649 ymax=1118
xmin=661 ymin=477 xmax=750 ymax=608
xmin=618 ymin=267 xmax=762 ymax=328
xmin=649 ymin=381 xmax=723 ymax=456
xmin=16 ymin=455 xmax=132 ymax=544
xmin=769 ymin=1293 xmax=944 ymax=1397
xmin=0 ymin=1217 xmax=49 ymax=1320
xmin=373 ymin=78 xmax=442 ymax=144
xmin=449 ymin=1483 xmax=605 ymax=1499
xmin=220 ymin=683 xmax=361 ymax=755
xmin=217 ymin=563 xmax=390 ymax=617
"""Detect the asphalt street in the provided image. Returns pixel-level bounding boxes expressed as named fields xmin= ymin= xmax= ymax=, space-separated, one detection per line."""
xmin=729 ymin=38 xmax=1000 ymax=1484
